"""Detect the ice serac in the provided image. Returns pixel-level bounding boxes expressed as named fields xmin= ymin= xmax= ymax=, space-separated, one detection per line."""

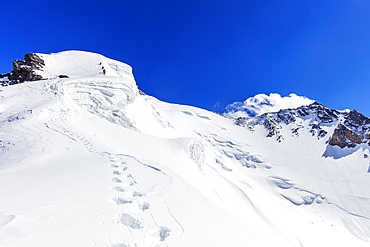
xmin=42 ymin=51 xmax=140 ymax=130
xmin=1 ymin=51 xmax=370 ymax=247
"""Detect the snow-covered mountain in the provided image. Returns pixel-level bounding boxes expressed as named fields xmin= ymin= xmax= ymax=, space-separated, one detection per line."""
xmin=1 ymin=51 xmax=370 ymax=247
xmin=234 ymin=101 xmax=370 ymax=148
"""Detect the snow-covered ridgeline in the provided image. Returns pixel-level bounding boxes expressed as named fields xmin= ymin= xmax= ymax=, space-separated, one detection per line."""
xmin=1 ymin=51 xmax=370 ymax=246
xmin=37 ymin=50 xmax=134 ymax=79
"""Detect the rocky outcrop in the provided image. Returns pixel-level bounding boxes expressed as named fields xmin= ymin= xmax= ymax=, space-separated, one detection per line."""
xmin=328 ymin=124 xmax=363 ymax=148
xmin=327 ymin=110 xmax=370 ymax=148
xmin=343 ymin=110 xmax=370 ymax=137
xmin=138 ymin=89 xmax=146 ymax=95
xmin=2 ymin=53 xmax=44 ymax=85
xmin=23 ymin=53 xmax=45 ymax=70
xmin=0 ymin=73 xmax=11 ymax=86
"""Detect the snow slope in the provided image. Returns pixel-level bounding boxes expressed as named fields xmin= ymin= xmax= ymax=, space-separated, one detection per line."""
xmin=0 ymin=51 xmax=369 ymax=247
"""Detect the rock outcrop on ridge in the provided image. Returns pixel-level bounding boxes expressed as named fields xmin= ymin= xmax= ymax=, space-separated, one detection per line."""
xmin=1 ymin=53 xmax=44 ymax=85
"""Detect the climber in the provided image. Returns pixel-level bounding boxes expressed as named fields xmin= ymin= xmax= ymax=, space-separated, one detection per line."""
xmin=102 ymin=67 xmax=106 ymax=75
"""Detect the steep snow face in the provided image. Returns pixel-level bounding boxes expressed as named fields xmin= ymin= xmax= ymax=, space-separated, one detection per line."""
xmin=225 ymin=93 xmax=315 ymax=118
xmin=1 ymin=51 xmax=370 ymax=247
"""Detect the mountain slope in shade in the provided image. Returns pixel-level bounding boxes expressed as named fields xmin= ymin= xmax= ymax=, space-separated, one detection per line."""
xmin=0 ymin=51 xmax=370 ymax=247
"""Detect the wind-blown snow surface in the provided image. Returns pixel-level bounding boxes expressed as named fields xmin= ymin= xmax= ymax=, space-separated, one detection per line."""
xmin=0 ymin=51 xmax=370 ymax=246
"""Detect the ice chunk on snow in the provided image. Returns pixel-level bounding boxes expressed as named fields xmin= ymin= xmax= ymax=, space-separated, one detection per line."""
xmin=119 ymin=213 xmax=142 ymax=229
xmin=159 ymin=226 xmax=171 ymax=241
xmin=64 ymin=77 xmax=138 ymax=130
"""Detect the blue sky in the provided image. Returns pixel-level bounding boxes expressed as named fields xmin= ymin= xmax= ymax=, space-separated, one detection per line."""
xmin=1 ymin=0 xmax=370 ymax=116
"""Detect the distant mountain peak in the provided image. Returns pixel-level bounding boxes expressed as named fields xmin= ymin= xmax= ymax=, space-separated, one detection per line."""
xmin=234 ymin=101 xmax=370 ymax=149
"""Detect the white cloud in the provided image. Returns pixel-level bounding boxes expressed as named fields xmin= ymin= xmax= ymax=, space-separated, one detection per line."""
xmin=225 ymin=93 xmax=315 ymax=118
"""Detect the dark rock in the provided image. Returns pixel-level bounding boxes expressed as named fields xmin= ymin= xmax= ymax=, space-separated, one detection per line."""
xmin=291 ymin=125 xmax=304 ymax=136
xmin=366 ymin=133 xmax=370 ymax=140
xmin=0 ymin=73 xmax=10 ymax=79
xmin=24 ymin=53 xmax=45 ymax=70
xmin=5 ymin=53 xmax=45 ymax=84
xmin=318 ymin=129 xmax=328 ymax=138
xmin=58 ymin=75 xmax=69 ymax=78
xmin=8 ymin=67 xmax=42 ymax=83
xmin=12 ymin=60 xmax=26 ymax=69
xmin=328 ymin=124 xmax=362 ymax=148
xmin=343 ymin=110 xmax=370 ymax=138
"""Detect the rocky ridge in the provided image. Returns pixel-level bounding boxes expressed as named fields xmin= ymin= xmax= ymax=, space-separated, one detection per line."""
xmin=1 ymin=53 xmax=45 ymax=85
xmin=234 ymin=102 xmax=370 ymax=148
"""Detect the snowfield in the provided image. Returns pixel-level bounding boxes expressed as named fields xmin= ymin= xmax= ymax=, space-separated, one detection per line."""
xmin=0 ymin=51 xmax=369 ymax=247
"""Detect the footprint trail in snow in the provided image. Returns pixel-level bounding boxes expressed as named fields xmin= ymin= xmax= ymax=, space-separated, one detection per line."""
xmin=107 ymin=155 xmax=174 ymax=247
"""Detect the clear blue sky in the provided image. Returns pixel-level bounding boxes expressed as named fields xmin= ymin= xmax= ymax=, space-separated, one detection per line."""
xmin=1 ymin=0 xmax=370 ymax=116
